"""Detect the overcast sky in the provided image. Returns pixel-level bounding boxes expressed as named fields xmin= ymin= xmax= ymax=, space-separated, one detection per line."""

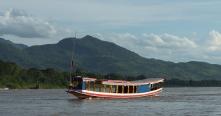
xmin=1 ymin=0 xmax=221 ymax=64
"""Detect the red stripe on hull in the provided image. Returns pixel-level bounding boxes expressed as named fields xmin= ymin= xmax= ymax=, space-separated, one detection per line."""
xmin=67 ymin=88 xmax=162 ymax=99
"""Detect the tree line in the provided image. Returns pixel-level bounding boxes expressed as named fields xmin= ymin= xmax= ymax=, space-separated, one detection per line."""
xmin=1 ymin=60 xmax=221 ymax=89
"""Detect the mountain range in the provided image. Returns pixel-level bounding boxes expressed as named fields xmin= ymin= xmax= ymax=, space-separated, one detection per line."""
xmin=1 ymin=35 xmax=221 ymax=80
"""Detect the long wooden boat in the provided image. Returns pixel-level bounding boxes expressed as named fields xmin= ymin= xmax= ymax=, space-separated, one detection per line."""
xmin=67 ymin=76 xmax=164 ymax=99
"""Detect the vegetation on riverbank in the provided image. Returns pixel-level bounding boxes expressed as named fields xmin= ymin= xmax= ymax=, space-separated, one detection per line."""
xmin=0 ymin=60 xmax=68 ymax=89
xmin=1 ymin=60 xmax=221 ymax=89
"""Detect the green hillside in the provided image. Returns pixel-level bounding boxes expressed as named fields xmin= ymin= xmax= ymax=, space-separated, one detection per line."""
xmin=0 ymin=36 xmax=221 ymax=80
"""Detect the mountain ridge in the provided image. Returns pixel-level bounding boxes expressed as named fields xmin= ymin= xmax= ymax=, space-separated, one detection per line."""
xmin=0 ymin=36 xmax=221 ymax=80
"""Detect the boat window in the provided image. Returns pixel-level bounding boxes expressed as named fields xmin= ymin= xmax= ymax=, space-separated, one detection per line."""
xmin=95 ymin=84 xmax=99 ymax=92
xmin=101 ymin=84 xmax=105 ymax=92
xmin=151 ymin=82 xmax=163 ymax=91
xmin=118 ymin=85 xmax=123 ymax=93
xmin=95 ymin=84 xmax=102 ymax=92
xmin=105 ymin=85 xmax=110 ymax=93
xmin=112 ymin=85 xmax=117 ymax=93
xmin=134 ymin=86 xmax=137 ymax=93
xmin=89 ymin=81 xmax=95 ymax=91
xmin=128 ymin=86 xmax=133 ymax=93
xmin=85 ymin=81 xmax=89 ymax=90
xmin=123 ymin=86 xmax=128 ymax=93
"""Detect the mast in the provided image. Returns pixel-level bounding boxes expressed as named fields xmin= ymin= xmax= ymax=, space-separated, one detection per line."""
xmin=69 ymin=32 xmax=77 ymax=87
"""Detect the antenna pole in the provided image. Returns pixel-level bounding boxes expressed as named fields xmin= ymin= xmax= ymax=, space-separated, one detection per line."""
xmin=69 ymin=32 xmax=77 ymax=87
xmin=73 ymin=32 xmax=77 ymax=75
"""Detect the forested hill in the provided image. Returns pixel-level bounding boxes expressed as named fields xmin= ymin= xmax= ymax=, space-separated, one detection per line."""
xmin=1 ymin=36 xmax=221 ymax=80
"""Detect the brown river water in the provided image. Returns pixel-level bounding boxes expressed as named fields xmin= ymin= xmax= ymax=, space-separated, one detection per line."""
xmin=0 ymin=87 xmax=221 ymax=116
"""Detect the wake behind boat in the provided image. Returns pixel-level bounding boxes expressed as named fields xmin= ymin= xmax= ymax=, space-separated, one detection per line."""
xmin=67 ymin=76 xmax=164 ymax=99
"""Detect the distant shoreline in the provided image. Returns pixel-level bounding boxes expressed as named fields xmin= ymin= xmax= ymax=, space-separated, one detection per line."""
xmin=164 ymin=79 xmax=221 ymax=87
xmin=1 ymin=60 xmax=221 ymax=89
xmin=2 ymin=80 xmax=221 ymax=89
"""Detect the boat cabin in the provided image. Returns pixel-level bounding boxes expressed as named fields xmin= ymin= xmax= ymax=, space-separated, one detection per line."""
xmin=70 ymin=76 xmax=164 ymax=94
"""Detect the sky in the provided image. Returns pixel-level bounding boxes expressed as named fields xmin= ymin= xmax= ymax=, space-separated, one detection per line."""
xmin=1 ymin=0 xmax=221 ymax=64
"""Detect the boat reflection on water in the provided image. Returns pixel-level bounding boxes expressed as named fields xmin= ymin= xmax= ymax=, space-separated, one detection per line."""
xmin=0 ymin=88 xmax=9 ymax=91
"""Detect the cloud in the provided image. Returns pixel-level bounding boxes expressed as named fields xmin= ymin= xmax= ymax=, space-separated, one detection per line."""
xmin=102 ymin=33 xmax=197 ymax=50
xmin=207 ymin=30 xmax=221 ymax=51
xmin=99 ymin=31 xmax=221 ymax=64
xmin=0 ymin=9 xmax=57 ymax=38
xmin=142 ymin=33 xmax=197 ymax=49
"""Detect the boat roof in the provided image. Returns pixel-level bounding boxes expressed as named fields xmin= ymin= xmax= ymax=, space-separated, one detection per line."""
xmin=102 ymin=78 xmax=164 ymax=86
xmin=82 ymin=77 xmax=97 ymax=81
xmin=80 ymin=77 xmax=164 ymax=86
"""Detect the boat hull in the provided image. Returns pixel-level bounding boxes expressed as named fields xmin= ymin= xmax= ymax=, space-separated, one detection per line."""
xmin=67 ymin=88 xmax=163 ymax=99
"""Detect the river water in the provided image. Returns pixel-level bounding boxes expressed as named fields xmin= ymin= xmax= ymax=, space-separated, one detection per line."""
xmin=0 ymin=87 xmax=221 ymax=116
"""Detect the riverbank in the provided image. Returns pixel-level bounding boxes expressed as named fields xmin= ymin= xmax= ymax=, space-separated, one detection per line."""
xmin=2 ymin=79 xmax=221 ymax=89
xmin=164 ymin=79 xmax=221 ymax=87
xmin=1 ymin=60 xmax=221 ymax=89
